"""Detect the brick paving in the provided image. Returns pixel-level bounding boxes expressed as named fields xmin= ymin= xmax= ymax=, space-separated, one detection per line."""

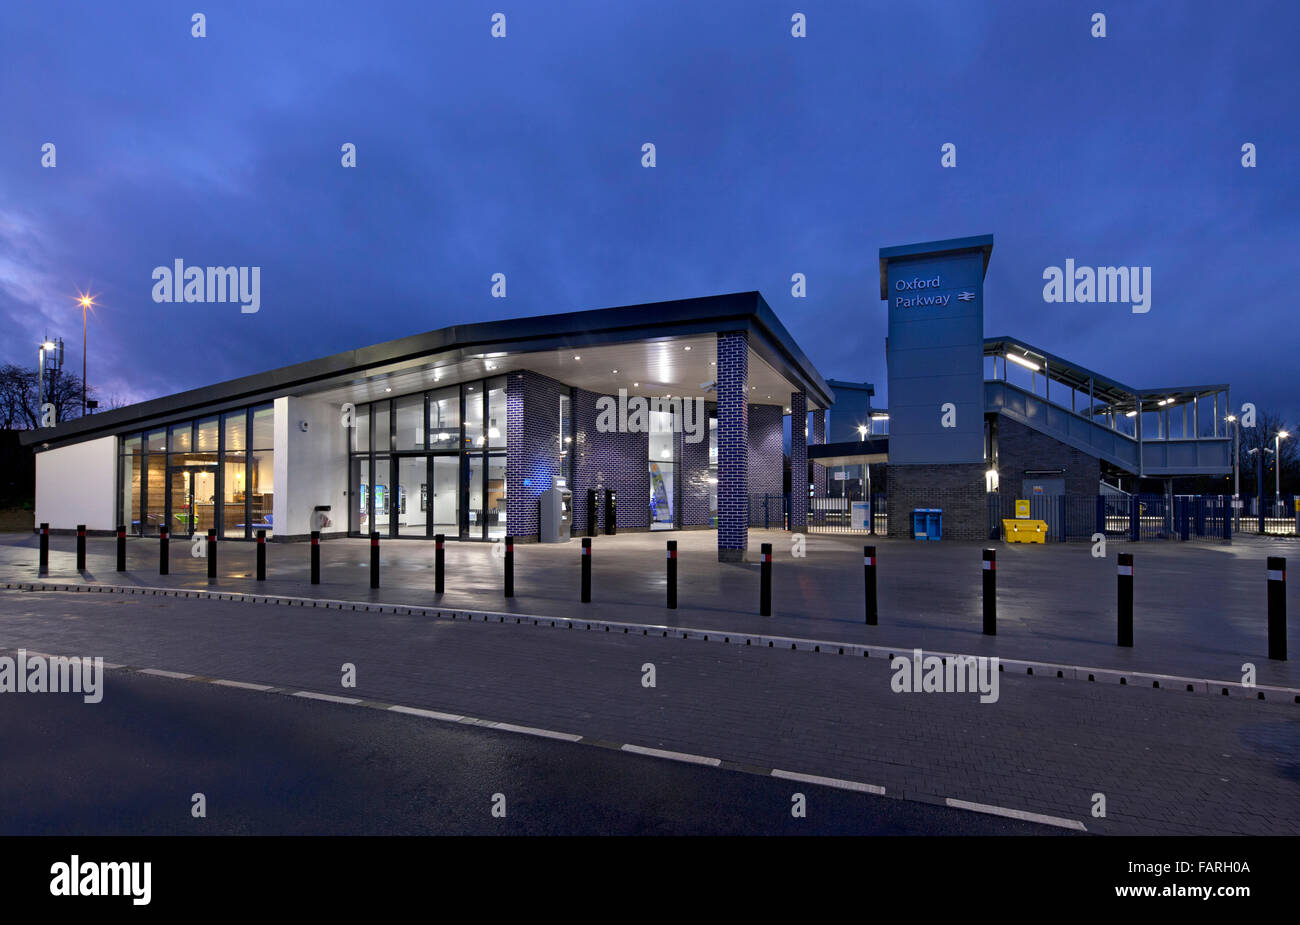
xmin=3 ymin=529 xmax=1296 ymax=686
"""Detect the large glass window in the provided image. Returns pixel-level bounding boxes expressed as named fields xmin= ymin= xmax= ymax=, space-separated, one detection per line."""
xmin=429 ymin=388 xmax=459 ymax=450
xmin=221 ymin=411 xmax=248 ymax=539
xmin=345 ymin=376 xmax=508 ymax=540
xmin=467 ymin=454 xmax=485 ymax=537
xmin=649 ymin=410 xmax=676 ymax=530
xmin=352 ymin=403 xmax=370 ymax=453
xmin=120 ymin=436 xmax=141 ymax=534
xmin=431 ymin=456 xmax=458 ymax=535
xmin=196 ymin=416 xmax=219 ymax=453
xmin=144 ymin=453 xmax=166 ymax=534
xmin=486 ymin=453 xmax=507 ymax=538
xmin=222 ymin=457 xmax=247 ymax=538
xmin=169 ymin=423 xmax=192 ymax=453
xmin=223 ymin=412 xmax=246 ymax=453
xmin=249 ymin=405 xmax=274 ymax=534
xmin=395 ymin=395 xmax=425 ymax=452
xmin=371 ymin=458 xmax=391 ymax=534
xmin=251 ymin=405 xmax=274 ymax=450
xmin=487 ymin=379 xmax=507 ymax=449
xmin=249 ymin=450 xmax=274 ymax=532
xmin=397 ymin=456 xmax=428 ymax=536
xmin=352 ymin=457 xmax=372 ymax=534
xmin=119 ymin=404 xmax=273 ymax=540
xmin=464 ymin=384 xmax=484 ymax=448
xmin=373 ymin=403 xmax=391 ymax=454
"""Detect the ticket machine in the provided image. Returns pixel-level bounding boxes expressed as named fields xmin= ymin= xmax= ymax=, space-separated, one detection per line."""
xmin=540 ymin=487 xmax=572 ymax=542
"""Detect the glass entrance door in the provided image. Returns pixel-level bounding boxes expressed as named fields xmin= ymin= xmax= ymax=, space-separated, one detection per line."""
xmin=396 ymin=456 xmax=429 ymax=537
xmin=167 ymin=465 xmax=218 ymax=537
xmin=168 ymin=468 xmax=194 ymax=537
xmin=431 ymin=456 xmax=459 ymax=537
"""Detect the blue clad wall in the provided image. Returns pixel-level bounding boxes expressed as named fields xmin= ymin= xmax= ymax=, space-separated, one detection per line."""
xmin=882 ymin=237 xmax=991 ymax=465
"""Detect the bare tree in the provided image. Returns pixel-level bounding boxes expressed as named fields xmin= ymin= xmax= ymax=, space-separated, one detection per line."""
xmin=0 ymin=363 xmax=94 ymax=429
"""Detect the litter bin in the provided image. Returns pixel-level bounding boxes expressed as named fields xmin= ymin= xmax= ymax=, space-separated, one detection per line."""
xmin=911 ymin=508 xmax=942 ymax=541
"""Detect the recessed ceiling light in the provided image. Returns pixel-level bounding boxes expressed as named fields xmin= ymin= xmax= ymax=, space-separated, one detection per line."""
xmin=385 ymin=387 xmax=392 ymax=392
xmin=611 ymin=369 xmax=618 ymax=374
xmin=633 ymin=382 xmax=639 ymax=387
xmin=573 ymin=355 xmax=581 ymax=361
xmin=684 ymin=346 xmax=691 ymax=351
xmin=710 ymin=361 xmax=715 ymax=366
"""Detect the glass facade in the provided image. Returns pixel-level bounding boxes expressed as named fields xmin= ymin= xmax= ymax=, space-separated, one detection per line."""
xmin=649 ymin=408 xmax=677 ymax=530
xmin=348 ymin=376 xmax=508 ymax=540
xmin=118 ymin=403 xmax=274 ymax=539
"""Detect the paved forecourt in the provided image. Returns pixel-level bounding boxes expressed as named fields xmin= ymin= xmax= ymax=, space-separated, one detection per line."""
xmin=2 ymin=529 xmax=1296 ymax=687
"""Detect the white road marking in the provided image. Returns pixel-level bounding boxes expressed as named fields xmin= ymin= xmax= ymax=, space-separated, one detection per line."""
xmin=771 ymin=768 xmax=886 ymax=795
xmin=620 ymin=744 xmax=721 ymax=767
xmin=944 ymin=797 xmax=1087 ymax=831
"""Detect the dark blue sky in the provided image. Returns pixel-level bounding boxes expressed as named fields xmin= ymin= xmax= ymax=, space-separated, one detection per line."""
xmin=2 ymin=0 xmax=1297 ymax=418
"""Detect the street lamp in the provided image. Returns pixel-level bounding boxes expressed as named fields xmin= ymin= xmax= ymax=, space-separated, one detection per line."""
xmin=1225 ymin=415 xmax=1239 ymax=500
xmin=1276 ymin=430 xmax=1290 ymax=513
xmin=38 ymin=339 xmax=56 ymax=408
xmin=76 ymin=292 xmax=95 ymax=416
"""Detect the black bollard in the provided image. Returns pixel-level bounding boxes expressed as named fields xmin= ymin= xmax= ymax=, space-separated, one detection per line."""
xmin=1267 ymin=556 xmax=1287 ymax=660
xmin=982 ymin=548 xmax=996 ymax=636
xmin=370 ymin=532 xmax=380 ymax=589
xmin=504 ymin=535 xmax=514 ymax=598
xmin=159 ymin=526 xmax=170 ymax=575
xmin=864 ymin=545 xmax=877 ymax=625
xmin=581 ymin=537 xmax=591 ymax=603
xmin=666 ymin=540 xmax=677 ymax=609
xmin=207 ymin=528 xmax=217 ymax=580
xmin=760 ymin=542 xmax=772 ymax=616
xmin=256 ymin=529 xmax=266 ymax=581
xmin=1117 ymin=552 xmax=1134 ymax=647
xmin=76 ymin=524 xmax=86 ymax=571
xmin=38 ymin=522 xmax=49 ymax=575
xmin=434 ymin=533 xmax=445 ymax=594
xmin=310 ymin=530 xmax=321 ymax=585
xmin=116 ymin=525 xmax=126 ymax=572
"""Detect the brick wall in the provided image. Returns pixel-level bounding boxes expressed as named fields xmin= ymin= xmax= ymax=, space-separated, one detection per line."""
xmin=572 ymin=387 xmax=651 ymax=534
xmin=506 ymin=370 xmax=570 ymax=540
xmin=717 ymin=331 xmax=749 ymax=560
xmin=681 ymin=402 xmax=715 ymax=527
xmin=748 ymin=404 xmax=783 ymax=497
xmin=789 ymin=391 xmax=807 ymax=529
xmin=995 ymin=415 xmax=1101 ymax=496
xmin=885 ymin=462 xmax=989 ymax=540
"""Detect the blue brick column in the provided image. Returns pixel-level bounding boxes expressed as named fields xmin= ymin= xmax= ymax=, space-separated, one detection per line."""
xmin=506 ymin=370 xmax=569 ymax=540
xmin=790 ymin=391 xmax=808 ymax=530
xmin=716 ymin=332 xmax=749 ymax=561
